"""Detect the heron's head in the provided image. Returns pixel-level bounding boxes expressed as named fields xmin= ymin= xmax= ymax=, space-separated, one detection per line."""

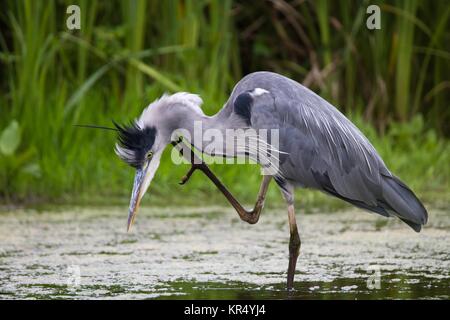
xmin=114 ymin=92 xmax=204 ymax=231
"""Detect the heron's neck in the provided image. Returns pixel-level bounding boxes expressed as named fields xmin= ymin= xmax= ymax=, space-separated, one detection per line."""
xmin=173 ymin=109 xmax=232 ymax=154
xmin=171 ymin=106 xmax=279 ymax=175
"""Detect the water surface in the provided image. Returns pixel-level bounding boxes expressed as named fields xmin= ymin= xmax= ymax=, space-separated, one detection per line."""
xmin=0 ymin=206 xmax=448 ymax=299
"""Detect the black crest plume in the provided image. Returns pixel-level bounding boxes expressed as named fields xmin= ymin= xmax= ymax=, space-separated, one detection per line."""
xmin=113 ymin=120 xmax=157 ymax=168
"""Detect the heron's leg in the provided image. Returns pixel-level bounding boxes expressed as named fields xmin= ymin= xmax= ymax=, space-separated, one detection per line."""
xmin=251 ymin=175 xmax=272 ymax=222
xmin=287 ymin=203 xmax=301 ymax=289
xmin=174 ymin=140 xmax=271 ymax=224
xmin=279 ymin=185 xmax=300 ymax=290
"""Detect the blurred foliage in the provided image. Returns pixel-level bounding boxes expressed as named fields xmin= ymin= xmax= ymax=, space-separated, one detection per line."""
xmin=0 ymin=120 xmax=41 ymax=201
xmin=234 ymin=0 xmax=449 ymax=133
xmin=0 ymin=0 xmax=449 ymax=206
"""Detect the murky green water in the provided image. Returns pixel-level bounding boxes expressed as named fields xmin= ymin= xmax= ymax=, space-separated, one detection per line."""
xmin=0 ymin=206 xmax=448 ymax=299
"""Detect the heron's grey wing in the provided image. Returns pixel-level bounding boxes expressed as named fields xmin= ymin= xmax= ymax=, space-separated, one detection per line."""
xmin=231 ymin=85 xmax=427 ymax=231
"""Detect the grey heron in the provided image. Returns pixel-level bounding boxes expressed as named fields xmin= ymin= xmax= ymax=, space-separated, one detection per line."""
xmin=114 ymin=71 xmax=428 ymax=289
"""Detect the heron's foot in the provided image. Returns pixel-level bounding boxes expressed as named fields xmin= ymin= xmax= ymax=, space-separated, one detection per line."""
xmin=179 ymin=163 xmax=208 ymax=185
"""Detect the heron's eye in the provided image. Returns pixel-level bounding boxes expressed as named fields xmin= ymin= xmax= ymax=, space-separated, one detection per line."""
xmin=146 ymin=151 xmax=153 ymax=159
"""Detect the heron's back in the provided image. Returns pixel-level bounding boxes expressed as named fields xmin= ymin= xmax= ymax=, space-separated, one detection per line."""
xmin=225 ymin=71 xmax=428 ymax=231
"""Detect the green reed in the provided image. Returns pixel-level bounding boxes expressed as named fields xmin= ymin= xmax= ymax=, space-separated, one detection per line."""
xmin=0 ymin=0 xmax=448 ymax=206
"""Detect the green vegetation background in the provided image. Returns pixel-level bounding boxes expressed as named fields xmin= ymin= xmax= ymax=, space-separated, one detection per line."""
xmin=1 ymin=0 xmax=449 ymax=209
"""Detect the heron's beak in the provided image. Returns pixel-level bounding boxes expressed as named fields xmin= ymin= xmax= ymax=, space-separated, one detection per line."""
xmin=127 ymin=153 xmax=161 ymax=232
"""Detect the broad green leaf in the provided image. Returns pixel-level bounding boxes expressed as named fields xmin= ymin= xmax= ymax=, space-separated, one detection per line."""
xmin=22 ymin=163 xmax=41 ymax=178
xmin=0 ymin=120 xmax=21 ymax=156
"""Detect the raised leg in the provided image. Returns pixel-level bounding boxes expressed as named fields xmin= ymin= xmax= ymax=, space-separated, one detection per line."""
xmin=287 ymin=204 xmax=301 ymax=289
xmin=173 ymin=139 xmax=271 ymax=224
xmin=173 ymin=139 xmax=300 ymax=289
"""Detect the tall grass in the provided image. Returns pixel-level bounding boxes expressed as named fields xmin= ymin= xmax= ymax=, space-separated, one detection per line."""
xmin=235 ymin=0 xmax=449 ymax=132
xmin=0 ymin=0 xmax=449 ymax=207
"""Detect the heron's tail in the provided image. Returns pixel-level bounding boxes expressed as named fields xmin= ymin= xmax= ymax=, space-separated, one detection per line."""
xmin=380 ymin=174 xmax=428 ymax=232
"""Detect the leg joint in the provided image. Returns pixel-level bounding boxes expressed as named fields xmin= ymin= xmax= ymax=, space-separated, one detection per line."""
xmin=242 ymin=211 xmax=260 ymax=224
